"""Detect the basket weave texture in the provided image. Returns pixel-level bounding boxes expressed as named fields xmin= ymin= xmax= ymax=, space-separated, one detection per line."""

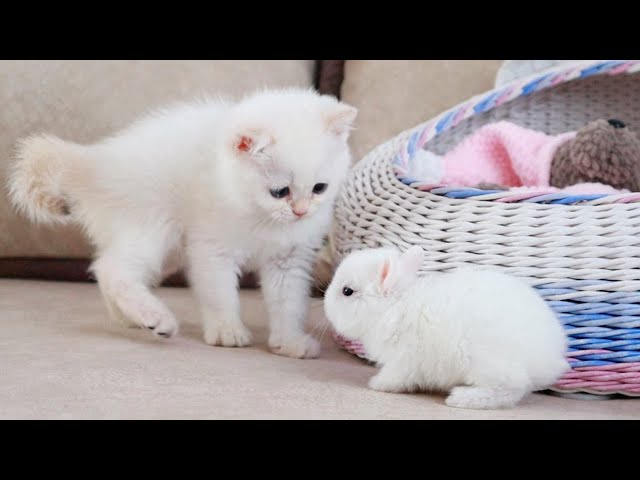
xmin=332 ymin=60 xmax=640 ymax=396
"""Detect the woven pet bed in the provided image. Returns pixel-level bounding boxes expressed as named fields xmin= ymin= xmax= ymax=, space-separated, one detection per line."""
xmin=332 ymin=60 xmax=640 ymax=397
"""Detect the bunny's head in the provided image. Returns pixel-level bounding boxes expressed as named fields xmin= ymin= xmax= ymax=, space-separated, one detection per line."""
xmin=324 ymin=246 xmax=424 ymax=341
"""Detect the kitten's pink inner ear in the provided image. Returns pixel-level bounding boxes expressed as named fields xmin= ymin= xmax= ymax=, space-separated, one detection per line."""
xmin=234 ymin=131 xmax=273 ymax=157
xmin=237 ymin=136 xmax=253 ymax=152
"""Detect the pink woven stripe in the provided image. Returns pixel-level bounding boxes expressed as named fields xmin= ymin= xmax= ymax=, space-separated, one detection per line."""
xmin=553 ymin=360 xmax=640 ymax=394
xmin=555 ymin=380 xmax=640 ymax=388
xmin=495 ymin=86 xmax=517 ymax=106
xmin=555 ymin=384 xmax=640 ymax=393
xmin=414 ymin=183 xmax=446 ymax=191
xmin=574 ymin=363 xmax=640 ymax=372
xmin=562 ymin=371 xmax=640 ymax=381
xmin=557 ymin=379 xmax=640 ymax=388
xmin=554 ymin=384 xmax=640 ymax=394
xmin=614 ymin=193 xmax=640 ymax=203
xmin=451 ymin=103 xmax=472 ymax=127
xmin=609 ymin=60 xmax=640 ymax=75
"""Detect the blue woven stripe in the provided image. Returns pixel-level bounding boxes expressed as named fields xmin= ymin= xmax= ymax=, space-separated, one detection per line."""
xmin=569 ymin=338 xmax=640 ymax=351
xmin=579 ymin=61 xmax=627 ymax=78
xmin=565 ymin=327 xmax=640 ymax=339
xmin=566 ymin=351 xmax=640 ymax=362
xmin=443 ymin=190 xmax=504 ymax=199
xmin=569 ymin=360 xmax=615 ymax=367
xmin=407 ymin=132 xmax=420 ymax=156
xmin=558 ymin=314 xmax=640 ymax=328
xmin=536 ymin=289 xmax=640 ymax=305
xmin=473 ymin=91 xmax=503 ymax=113
xmin=435 ymin=110 xmax=456 ymax=133
xmin=551 ymin=194 xmax=610 ymax=204
xmin=570 ymin=326 xmax=640 ymax=338
xmin=549 ymin=300 xmax=640 ymax=315
xmin=521 ymin=73 xmax=554 ymax=96
xmin=410 ymin=187 xmax=616 ymax=205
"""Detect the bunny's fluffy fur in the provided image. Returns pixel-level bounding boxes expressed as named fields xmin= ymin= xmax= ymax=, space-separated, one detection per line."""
xmin=325 ymin=247 xmax=569 ymax=409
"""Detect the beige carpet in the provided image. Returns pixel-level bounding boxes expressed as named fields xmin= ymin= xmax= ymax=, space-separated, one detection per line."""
xmin=1 ymin=279 xmax=637 ymax=419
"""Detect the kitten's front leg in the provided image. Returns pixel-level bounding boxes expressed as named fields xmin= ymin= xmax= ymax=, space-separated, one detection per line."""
xmin=260 ymin=247 xmax=320 ymax=359
xmin=187 ymin=241 xmax=252 ymax=347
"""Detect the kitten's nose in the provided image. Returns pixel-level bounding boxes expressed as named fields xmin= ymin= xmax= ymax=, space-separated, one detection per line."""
xmin=293 ymin=207 xmax=308 ymax=218
xmin=292 ymin=199 xmax=309 ymax=218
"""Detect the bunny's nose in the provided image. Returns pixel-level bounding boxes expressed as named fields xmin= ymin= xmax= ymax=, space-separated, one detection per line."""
xmin=608 ymin=119 xmax=626 ymax=129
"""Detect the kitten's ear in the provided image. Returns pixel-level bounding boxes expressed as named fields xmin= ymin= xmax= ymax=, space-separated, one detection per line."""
xmin=379 ymin=246 xmax=424 ymax=295
xmin=233 ymin=129 xmax=274 ymax=159
xmin=326 ymin=103 xmax=358 ymax=138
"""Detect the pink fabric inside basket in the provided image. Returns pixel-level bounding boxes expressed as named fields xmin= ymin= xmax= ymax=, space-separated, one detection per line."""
xmin=407 ymin=121 xmax=625 ymax=195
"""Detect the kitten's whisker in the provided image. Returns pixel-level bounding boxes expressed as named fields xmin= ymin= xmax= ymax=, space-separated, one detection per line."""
xmin=309 ymin=315 xmax=330 ymax=336
xmin=318 ymin=319 xmax=332 ymax=344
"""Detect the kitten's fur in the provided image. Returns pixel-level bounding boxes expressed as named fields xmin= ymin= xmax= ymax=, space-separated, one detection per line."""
xmin=9 ymin=88 xmax=357 ymax=358
xmin=324 ymin=247 xmax=569 ymax=408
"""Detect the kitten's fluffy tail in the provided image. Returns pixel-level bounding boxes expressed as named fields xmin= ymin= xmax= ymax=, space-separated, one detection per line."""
xmin=8 ymin=134 xmax=88 ymax=224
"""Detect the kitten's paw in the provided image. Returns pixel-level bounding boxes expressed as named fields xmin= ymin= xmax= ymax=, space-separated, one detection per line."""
xmin=204 ymin=322 xmax=253 ymax=347
xmin=141 ymin=310 xmax=179 ymax=338
xmin=445 ymin=386 xmax=522 ymax=410
xmin=269 ymin=333 xmax=320 ymax=359
xmin=368 ymin=375 xmax=405 ymax=393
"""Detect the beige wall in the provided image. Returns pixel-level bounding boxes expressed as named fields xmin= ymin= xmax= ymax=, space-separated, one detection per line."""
xmin=341 ymin=60 xmax=503 ymax=162
xmin=0 ymin=60 xmax=315 ymax=259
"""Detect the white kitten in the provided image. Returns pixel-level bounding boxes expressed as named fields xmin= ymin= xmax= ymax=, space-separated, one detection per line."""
xmin=9 ymin=87 xmax=357 ymax=359
xmin=324 ymin=246 xmax=569 ymax=408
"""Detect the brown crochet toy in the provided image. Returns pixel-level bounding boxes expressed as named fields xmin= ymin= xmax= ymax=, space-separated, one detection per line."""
xmin=550 ymin=119 xmax=640 ymax=191
xmin=478 ymin=119 xmax=640 ymax=192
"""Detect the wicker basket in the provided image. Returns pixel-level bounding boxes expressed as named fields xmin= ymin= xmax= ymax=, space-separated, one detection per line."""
xmin=332 ymin=60 xmax=640 ymax=397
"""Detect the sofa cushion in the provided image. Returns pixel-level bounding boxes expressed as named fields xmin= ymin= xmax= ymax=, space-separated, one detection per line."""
xmin=340 ymin=60 xmax=504 ymax=162
xmin=0 ymin=60 xmax=316 ymax=262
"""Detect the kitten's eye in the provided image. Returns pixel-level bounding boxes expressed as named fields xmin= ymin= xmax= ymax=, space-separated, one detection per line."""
xmin=342 ymin=286 xmax=354 ymax=297
xmin=270 ymin=186 xmax=290 ymax=199
xmin=313 ymin=183 xmax=328 ymax=194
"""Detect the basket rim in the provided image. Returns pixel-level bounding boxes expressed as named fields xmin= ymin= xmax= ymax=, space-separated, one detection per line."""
xmin=391 ymin=60 xmax=640 ymax=206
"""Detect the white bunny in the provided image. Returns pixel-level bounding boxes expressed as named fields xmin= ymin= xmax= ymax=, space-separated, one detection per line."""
xmin=324 ymin=246 xmax=570 ymax=409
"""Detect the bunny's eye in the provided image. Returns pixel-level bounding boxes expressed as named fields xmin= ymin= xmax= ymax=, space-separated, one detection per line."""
xmin=342 ymin=286 xmax=354 ymax=297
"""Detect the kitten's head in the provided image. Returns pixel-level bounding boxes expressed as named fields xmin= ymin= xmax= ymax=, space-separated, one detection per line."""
xmin=324 ymin=246 xmax=424 ymax=340
xmin=223 ymin=88 xmax=357 ymax=226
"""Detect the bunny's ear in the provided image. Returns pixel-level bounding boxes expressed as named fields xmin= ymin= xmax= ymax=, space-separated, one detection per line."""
xmin=379 ymin=246 xmax=424 ymax=294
